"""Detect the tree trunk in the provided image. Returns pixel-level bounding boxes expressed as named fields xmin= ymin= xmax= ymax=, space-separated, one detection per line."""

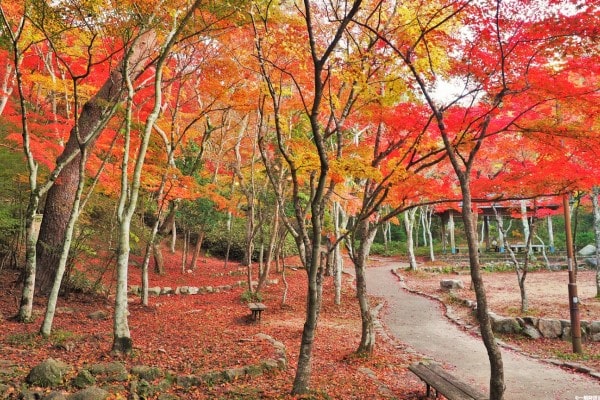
xmin=448 ymin=211 xmax=456 ymax=253
xmin=35 ymin=33 xmax=154 ymax=294
xmin=463 ymin=187 xmax=504 ymax=399
xmin=424 ymin=206 xmax=435 ymax=262
xmin=547 ymin=215 xmax=555 ymax=252
xmin=189 ymin=231 xmax=204 ymax=271
xmin=40 ymin=148 xmax=88 ymax=336
xmin=291 ymin=252 xmax=324 ymax=394
xmin=333 ymin=201 xmax=345 ymax=305
xmin=404 ymin=209 xmax=418 ymax=270
xmin=182 ymin=229 xmax=189 ymax=273
xmin=17 ymin=198 xmax=40 ymax=322
xmin=153 ymin=241 xmax=165 ymax=275
xmin=113 ymin=221 xmax=133 ymax=354
xmin=170 ymin=219 xmax=176 ymax=253
xmin=354 ymin=218 xmax=378 ymax=355
xmin=592 ymin=187 xmax=600 ymax=297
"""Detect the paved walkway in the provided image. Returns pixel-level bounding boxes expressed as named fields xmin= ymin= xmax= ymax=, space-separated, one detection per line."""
xmin=366 ymin=265 xmax=600 ymax=400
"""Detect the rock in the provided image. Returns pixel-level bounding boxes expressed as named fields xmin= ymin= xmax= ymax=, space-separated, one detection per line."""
xmin=41 ymin=392 xmax=67 ymax=400
xmin=578 ymin=244 xmax=596 ymax=257
xmin=490 ymin=315 xmax=521 ymax=334
xmin=87 ymin=362 xmax=128 ymax=382
xmin=67 ymin=386 xmax=109 ymax=400
xmin=131 ymin=379 xmax=154 ymax=398
xmin=224 ymin=367 xmax=246 ymax=381
xmin=131 ymin=365 xmax=164 ymax=381
xmin=538 ymin=319 xmax=562 ymax=339
xmin=87 ymin=310 xmax=108 ymax=321
xmin=161 ymin=287 xmax=174 ymax=295
xmin=0 ymin=383 xmax=13 ymax=399
xmin=584 ymin=258 xmax=597 ymax=268
xmin=129 ymin=285 xmax=141 ymax=295
xmin=440 ymin=279 xmax=464 ymax=290
xmin=178 ymin=286 xmax=189 ymax=295
xmin=148 ymin=286 xmax=161 ymax=296
xmin=589 ymin=321 xmax=600 ymax=335
xmin=72 ymin=369 xmax=95 ymax=389
xmin=522 ymin=316 xmax=539 ymax=327
xmin=522 ymin=325 xmax=541 ymax=339
xmin=26 ymin=358 xmax=70 ymax=388
xmin=157 ymin=394 xmax=180 ymax=400
xmin=176 ymin=375 xmax=201 ymax=389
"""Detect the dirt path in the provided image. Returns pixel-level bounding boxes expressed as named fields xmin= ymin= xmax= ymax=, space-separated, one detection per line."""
xmin=366 ymin=265 xmax=600 ymax=400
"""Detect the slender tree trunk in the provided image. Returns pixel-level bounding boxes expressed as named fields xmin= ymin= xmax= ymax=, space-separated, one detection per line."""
xmin=292 ymin=249 xmax=324 ymax=394
xmin=333 ymin=201 xmax=344 ymax=305
xmin=354 ymin=218 xmax=378 ymax=355
xmin=153 ymin=241 xmax=165 ymax=274
xmin=170 ymin=219 xmax=176 ymax=254
xmin=448 ymin=212 xmax=456 ymax=253
xmin=40 ymin=149 xmax=88 ymax=336
xmin=257 ymin=201 xmax=279 ymax=293
xmin=182 ymin=229 xmax=190 ymax=273
xmin=494 ymin=205 xmax=529 ymax=313
xmin=404 ymin=209 xmax=418 ymax=270
xmin=18 ymin=199 xmax=40 ymax=322
xmin=547 ymin=215 xmax=555 ymax=252
xmin=592 ymin=187 xmax=600 ymax=297
xmin=462 ymin=186 xmax=504 ymax=400
xmin=224 ymin=211 xmax=232 ymax=269
xmin=424 ymin=206 xmax=435 ymax=262
xmin=189 ymin=231 xmax=204 ymax=271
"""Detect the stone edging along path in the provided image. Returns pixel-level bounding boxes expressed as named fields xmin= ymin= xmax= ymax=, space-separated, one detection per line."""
xmin=128 ymin=279 xmax=279 ymax=297
xmin=390 ymin=268 xmax=600 ymax=381
xmin=0 ymin=333 xmax=287 ymax=400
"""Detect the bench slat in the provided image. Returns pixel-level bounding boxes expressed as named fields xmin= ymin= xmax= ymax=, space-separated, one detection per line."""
xmin=425 ymin=363 xmax=487 ymax=400
xmin=248 ymin=303 xmax=266 ymax=311
xmin=409 ymin=362 xmax=487 ymax=400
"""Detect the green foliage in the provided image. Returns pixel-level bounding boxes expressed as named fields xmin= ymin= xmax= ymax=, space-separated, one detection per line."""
xmin=7 ymin=329 xmax=79 ymax=349
xmin=241 ymin=289 xmax=262 ymax=303
xmin=0 ymin=121 xmax=28 ymax=265
xmin=66 ymin=268 xmax=105 ymax=294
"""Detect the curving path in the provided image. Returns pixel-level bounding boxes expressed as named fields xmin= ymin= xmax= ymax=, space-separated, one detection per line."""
xmin=366 ymin=264 xmax=600 ymax=400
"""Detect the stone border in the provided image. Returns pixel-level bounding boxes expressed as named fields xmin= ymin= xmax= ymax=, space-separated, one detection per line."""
xmin=128 ymin=279 xmax=279 ymax=297
xmin=1 ymin=333 xmax=287 ymax=399
xmin=390 ymin=268 xmax=600 ymax=381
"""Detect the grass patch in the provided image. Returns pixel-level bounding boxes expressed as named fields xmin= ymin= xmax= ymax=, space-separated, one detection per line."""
xmin=6 ymin=329 xmax=80 ymax=349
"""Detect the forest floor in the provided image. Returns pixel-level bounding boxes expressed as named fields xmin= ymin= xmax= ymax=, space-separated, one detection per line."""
xmin=1 ymin=249 xmax=599 ymax=399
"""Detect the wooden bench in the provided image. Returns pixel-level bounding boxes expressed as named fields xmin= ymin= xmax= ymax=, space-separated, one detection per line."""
xmin=409 ymin=362 xmax=487 ymax=400
xmin=248 ymin=302 xmax=266 ymax=322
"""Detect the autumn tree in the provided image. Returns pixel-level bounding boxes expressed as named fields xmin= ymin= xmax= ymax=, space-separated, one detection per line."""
xmin=364 ymin=1 xmax=600 ymax=398
xmin=250 ymin=0 xmax=369 ymax=393
xmin=33 ymin=1 xmax=156 ymax=295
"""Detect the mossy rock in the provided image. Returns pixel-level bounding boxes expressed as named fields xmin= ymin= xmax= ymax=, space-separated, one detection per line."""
xmin=26 ymin=358 xmax=70 ymax=388
xmin=86 ymin=362 xmax=128 ymax=382
xmin=72 ymin=369 xmax=95 ymax=389
xmin=66 ymin=386 xmax=109 ymax=400
xmin=131 ymin=365 xmax=164 ymax=381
